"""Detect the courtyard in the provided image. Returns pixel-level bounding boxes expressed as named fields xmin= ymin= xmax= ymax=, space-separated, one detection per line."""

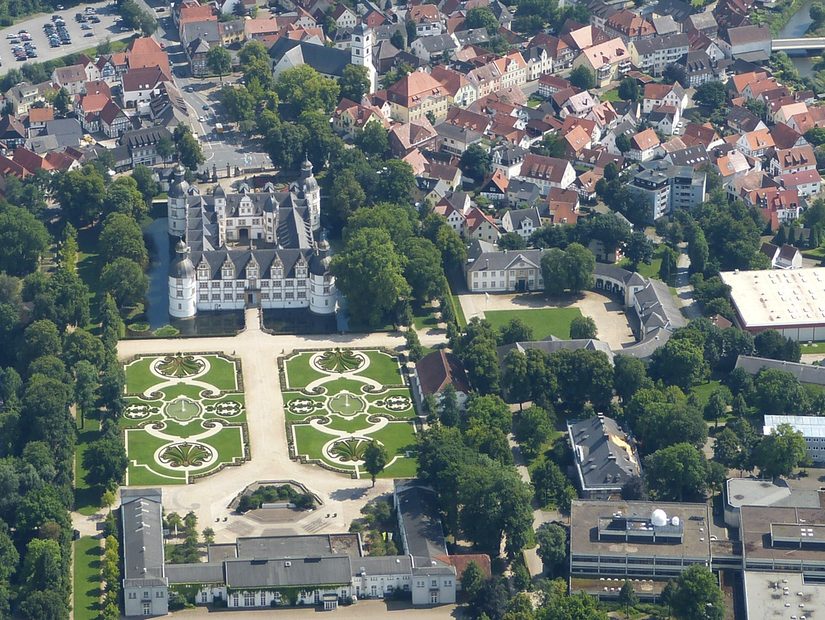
xmin=282 ymin=349 xmax=419 ymax=479
xmin=457 ymin=290 xmax=636 ymax=348
xmin=122 ymin=354 xmax=249 ymax=485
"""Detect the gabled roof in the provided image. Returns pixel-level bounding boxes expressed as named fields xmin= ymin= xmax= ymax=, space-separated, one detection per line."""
xmin=415 ymin=350 xmax=470 ymax=396
xmin=269 ymin=38 xmax=351 ymax=78
xmin=387 ymin=71 xmax=445 ymax=107
xmin=27 ymin=107 xmax=54 ymax=124
xmin=121 ymin=66 xmax=171 ymax=92
xmin=631 ymin=127 xmax=659 ymax=150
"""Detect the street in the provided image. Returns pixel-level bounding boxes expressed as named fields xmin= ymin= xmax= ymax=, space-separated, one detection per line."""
xmin=143 ymin=2 xmax=272 ymax=172
xmin=0 ymin=1 xmax=131 ymax=78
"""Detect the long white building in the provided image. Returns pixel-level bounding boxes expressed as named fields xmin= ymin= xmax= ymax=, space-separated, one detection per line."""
xmin=763 ymin=415 xmax=823 ymax=463
xmin=167 ymin=160 xmax=336 ymax=319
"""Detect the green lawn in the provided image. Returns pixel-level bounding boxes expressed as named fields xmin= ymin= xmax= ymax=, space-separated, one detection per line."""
xmin=75 ymin=418 xmax=103 ymax=516
xmin=450 ymin=293 xmax=467 ymax=328
xmin=802 ymin=342 xmax=825 ymax=353
xmin=73 ymin=537 xmax=101 ymax=620
xmin=283 ymin=352 xmax=327 ymax=388
xmin=76 ymin=226 xmax=102 ymax=329
xmin=690 ymin=380 xmax=722 ymax=407
xmin=601 ymin=88 xmax=621 ymax=102
xmin=412 ymin=305 xmax=440 ymax=331
xmin=484 ymin=307 xmax=583 ymax=340
xmin=620 ymin=246 xmax=666 ymax=279
xmin=361 ymin=351 xmax=404 ymax=385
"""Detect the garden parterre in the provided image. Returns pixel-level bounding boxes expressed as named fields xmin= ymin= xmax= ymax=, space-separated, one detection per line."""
xmin=122 ymin=353 xmax=248 ymax=485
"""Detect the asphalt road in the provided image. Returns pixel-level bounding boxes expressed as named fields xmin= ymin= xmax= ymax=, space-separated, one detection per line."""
xmin=0 ymin=1 xmax=132 ymax=78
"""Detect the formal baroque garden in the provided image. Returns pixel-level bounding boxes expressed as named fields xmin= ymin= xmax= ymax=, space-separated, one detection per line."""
xmin=281 ymin=348 xmax=418 ymax=478
xmin=122 ymin=353 xmax=249 ymax=485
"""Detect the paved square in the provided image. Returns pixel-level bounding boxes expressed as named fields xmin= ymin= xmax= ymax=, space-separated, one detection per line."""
xmin=122 ymin=354 xmax=248 ymax=485
xmin=282 ymin=349 xmax=418 ymax=479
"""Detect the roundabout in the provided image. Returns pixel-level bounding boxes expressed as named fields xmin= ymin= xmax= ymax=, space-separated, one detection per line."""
xmin=282 ymin=349 xmax=419 ymax=478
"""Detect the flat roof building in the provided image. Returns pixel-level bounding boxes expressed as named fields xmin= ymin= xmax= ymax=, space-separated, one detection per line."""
xmin=763 ymin=415 xmax=824 ymax=464
xmin=743 ymin=571 xmax=824 ymax=620
xmin=723 ymin=478 xmax=823 ymax=527
xmin=720 ymin=268 xmax=825 ymax=341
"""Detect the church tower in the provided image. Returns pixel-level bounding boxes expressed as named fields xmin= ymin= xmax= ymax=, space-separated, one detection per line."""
xmin=167 ymin=165 xmax=189 ymax=238
xmin=351 ymin=23 xmax=377 ymax=95
xmin=300 ymin=157 xmax=321 ymax=232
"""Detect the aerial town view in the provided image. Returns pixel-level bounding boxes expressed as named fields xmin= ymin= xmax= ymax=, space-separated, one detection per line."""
xmin=3 ymin=0 xmax=825 ymax=616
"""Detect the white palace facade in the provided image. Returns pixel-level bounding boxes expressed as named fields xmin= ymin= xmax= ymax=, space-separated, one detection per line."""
xmin=167 ymin=160 xmax=336 ymax=319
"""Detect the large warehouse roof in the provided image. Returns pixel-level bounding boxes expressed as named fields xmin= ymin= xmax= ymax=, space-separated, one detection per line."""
xmin=720 ymin=268 xmax=825 ymax=329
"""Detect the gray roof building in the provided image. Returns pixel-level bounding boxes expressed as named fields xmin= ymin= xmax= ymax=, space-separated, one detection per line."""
xmin=270 ymin=39 xmax=351 ymax=79
xmin=394 ymin=481 xmax=448 ymax=560
xmin=567 ymin=414 xmax=641 ymax=498
xmin=121 ymin=488 xmax=166 ymax=587
xmin=735 ymin=355 xmax=825 ymax=386
xmin=497 ymin=336 xmax=615 ymax=367
xmin=45 ymin=118 xmax=83 ymax=148
xmin=225 ymin=556 xmax=353 ymax=588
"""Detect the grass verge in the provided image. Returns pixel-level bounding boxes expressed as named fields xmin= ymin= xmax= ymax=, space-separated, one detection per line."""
xmin=73 ymin=536 xmax=102 ymax=620
xmin=484 ymin=307 xmax=583 ymax=340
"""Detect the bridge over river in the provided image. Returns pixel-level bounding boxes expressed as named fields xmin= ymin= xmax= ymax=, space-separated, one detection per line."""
xmin=773 ymin=38 xmax=825 ymax=53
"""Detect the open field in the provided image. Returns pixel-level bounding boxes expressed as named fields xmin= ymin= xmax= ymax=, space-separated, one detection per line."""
xmin=283 ymin=349 xmax=418 ymax=478
xmin=121 ymin=354 xmax=248 ymax=485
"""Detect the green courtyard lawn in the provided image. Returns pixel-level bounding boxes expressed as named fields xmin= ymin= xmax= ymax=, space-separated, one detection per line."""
xmin=484 ymin=307 xmax=583 ymax=340
xmin=282 ymin=352 xmax=327 ymax=388
xmin=73 ymin=536 xmax=102 ymax=620
xmin=689 ymin=380 xmax=722 ymax=407
xmin=361 ymin=351 xmax=404 ymax=385
xmin=75 ymin=417 xmax=103 ymax=516
xmin=601 ymin=88 xmax=621 ymax=102
xmin=619 ymin=246 xmax=666 ymax=280
xmin=412 ymin=305 xmax=439 ymax=331
xmin=802 ymin=342 xmax=825 ymax=354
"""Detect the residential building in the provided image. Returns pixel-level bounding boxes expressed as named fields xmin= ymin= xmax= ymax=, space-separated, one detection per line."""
xmin=4 ymin=82 xmax=44 ymax=115
xmin=678 ymin=51 xmax=716 ymax=87
xmin=573 ymin=38 xmax=631 ymax=87
xmin=407 ymin=4 xmax=445 ymax=37
xmin=121 ymin=66 xmax=172 ymax=111
xmin=501 ymin=207 xmax=541 ymax=239
xmin=517 ymin=153 xmax=576 ymax=194
xmin=760 ymin=243 xmax=803 ymax=270
xmin=629 ymin=33 xmax=689 ymax=77
xmin=567 ymin=414 xmax=641 ymax=499
xmin=410 ymin=33 xmax=458 ymax=63
xmin=719 ymin=24 xmax=771 ymax=61
xmin=769 ymin=145 xmax=817 ymax=177
xmin=604 ymin=10 xmax=655 ymax=42
xmin=642 ymin=82 xmax=688 ymax=114
xmin=387 ymin=71 xmax=449 ymax=123
xmin=120 ymin=126 xmax=174 ymax=168
xmin=52 ymin=64 xmax=87 ymax=96
xmin=412 ymin=350 xmax=470 ymax=410
xmin=627 ymin=128 xmax=660 ymax=162
xmin=631 ymin=168 xmax=670 ymax=222
xmin=778 ymin=169 xmax=822 ymax=199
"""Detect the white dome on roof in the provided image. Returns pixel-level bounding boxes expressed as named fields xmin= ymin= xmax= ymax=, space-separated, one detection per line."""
xmin=651 ymin=509 xmax=668 ymax=527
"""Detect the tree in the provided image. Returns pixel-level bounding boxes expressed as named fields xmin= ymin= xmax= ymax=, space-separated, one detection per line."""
xmin=753 ymin=423 xmax=808 ymax=479
xmin=532 ymin=458 xmax=576 ymax=511
xmin=621 ymin=475 xmax=648 ymax=500
xmin=465 ymin=6 xmax=498 ymax=33
xmin=355 ymin=122 xmax=389 ymax=158
xmin=53 ymin=164 xmax=106 ymax=225
xmin=173 ymin=125 xmax=205 ymax=170
xmin=99 ymin=213 xmax=148 ymax=268
xmin=694 ymin=81 xmax=727 ymax=108
xmin=265 ymin=121 xmax=309 ymax=169
xmin=502 ymin=349 xmax=531 ymax=407
xmin=53 ymin=87 xmax=70 ymax=115
xmin=64 ymin=329 xmax=105 ymax=369
xmin=644 ymin=443 xmax=710 ymax=502
xmin=513 ymin=405 xmax=554 ymax=458
xmin=624 ymin=232 xmax=654 ymax=269
xmin=535 ymin=522 xmax=567 ymax=576
xmin=21 ymin=319 xmax=61 ymax=368
xmin=83 ymin=436 xmax=127 ymax=486
xmin=752 ymin=368 xmax=806 ymax=415
xmin=390 ymin=29 xmax=405 ymax=50
xmin=325 ymin=169 xmax=365 ymax=231
xmin=460 ymin=144 xmax=492 ymax=183
xmin=533 ymin=132 xmax=565 ymax=158
xmin=565 ymin=243 xmax=595 ymax=293
xmin=0 ymin=204 xmax=49 ymax=275
xmin=100 ymin=258 xmax=148 ymax=308
xmin=402 ymin=238 xmax=443 ymax=304
xmin=18 ymin=589 xmax=67 ymax=620
xmin=104 ymin=175 xmax=147 ymax=219
xmin=221 ymin=85 xmax=256 ymax=123
xmin=569 ymin=65 xmax=595 ymax=90
xmin=569 ymin=315 xmax=597 ymax=340
xmin=662 ymin=63 xmax=687 ymax=86
xmin=276 ymin=65 xmax=340 ymax=116
xmin=615 ymin=133 xmax=632 ymax=154
xmin=617 ymin=77 xmax=639 ymax=101
xmin=461 ymin=561 xmax=485 ymax=599
xmin=688 ymin=227 xmax=709 ymax=274
xmin=670 ymin=566 xmax=724 ymax=620
xmin=498 ymin=318 xmax=533 ymax=345
xmin=658 ymin=245 xmax=678 ymax=284
xmin=754 ymin=329 xmax=801 ymax=362
xmin=340 ymin=64 xmax=371 ymax=102
xmin=613 ymin=355 xmax=652 ymax=402
xmin=618 ymin=581 xmax=639 ymax=619
xmin=331 ymin=228 xmax=410 ymax=328
xmin=156 ymin=134 xmax=175 ymax=160
xmin=375 ymin=159 xmax=415 ymax=204
xmin=206 ymin=46 xmax=232 ymax=83
xmin=131 ymin=164 xmax=159 ymax=207
xmin=498 ymin=231 xmax=527 ymax=250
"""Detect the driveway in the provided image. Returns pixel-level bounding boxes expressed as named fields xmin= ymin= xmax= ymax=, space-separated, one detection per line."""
xmin=457 ymin=290 xmax=636 ymax=349
xmin=102 ymin=310 xmax=446 ymax=542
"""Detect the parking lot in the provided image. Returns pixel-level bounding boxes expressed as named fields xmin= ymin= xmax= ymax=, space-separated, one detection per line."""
xmin=0 ymin=1 xmax=131 ymax=78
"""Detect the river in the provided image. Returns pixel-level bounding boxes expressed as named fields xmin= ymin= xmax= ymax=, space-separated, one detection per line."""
xmin=778 ymin=1 xmax=819 ymax=76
